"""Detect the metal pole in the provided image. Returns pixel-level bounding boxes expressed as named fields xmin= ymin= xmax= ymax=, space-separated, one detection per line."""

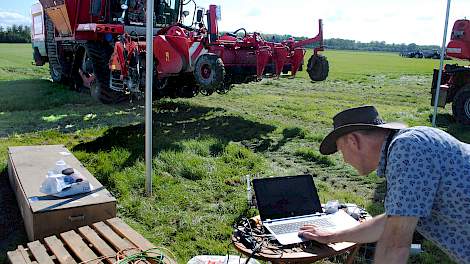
xmin=145 ymin=0 xmax=154 ymax=196
xmin=432 ymin=0 xmax=452 ymax=127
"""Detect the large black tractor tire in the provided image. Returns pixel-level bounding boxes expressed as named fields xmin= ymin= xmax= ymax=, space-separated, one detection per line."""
xmin=307 ymin=54 xmax=329 ymax=81
xmin=85 ymin=42 xmax=124 ymax=104
xmin=194 ymin=54 xmax=225 ymax=95
xmin=452 ymin=86 xmax=470 ymax=125
xmin=45 ymin=15 xmax=66 ymax=83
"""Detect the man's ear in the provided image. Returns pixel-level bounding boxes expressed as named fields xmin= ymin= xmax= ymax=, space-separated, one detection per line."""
xmin=348 ymin=132 xmax=362 ymax=151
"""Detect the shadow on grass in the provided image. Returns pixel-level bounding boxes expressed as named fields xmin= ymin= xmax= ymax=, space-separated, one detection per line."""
xmin=268 ymin=127 xmax=306 ymax=152
xmin=244 ymin=127 xmax=305 ymax=152
xmin=73 ymin=101 xmax=277 ymax=167
xmin=0 ymin=79 xmax=142 ymax=137
xmin=428 ymin=113 xmax=470 ymax=143
xmin=0 ymin=168 xmax=27 ymax=263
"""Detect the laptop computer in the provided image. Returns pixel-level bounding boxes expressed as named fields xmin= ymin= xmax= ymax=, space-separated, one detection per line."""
xmin=253 ymin=175 xmax=359 ymax=245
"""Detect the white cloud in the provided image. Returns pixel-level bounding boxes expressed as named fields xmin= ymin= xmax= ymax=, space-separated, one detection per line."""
xmin=246 ymin=8 xmax=261 ymax=17
xmin=0 ymin=11 xmax=30 ymax=28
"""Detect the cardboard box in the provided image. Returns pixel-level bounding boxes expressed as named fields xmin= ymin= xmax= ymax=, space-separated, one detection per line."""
xmin=7 ymin=145 xmax=116 ymax=241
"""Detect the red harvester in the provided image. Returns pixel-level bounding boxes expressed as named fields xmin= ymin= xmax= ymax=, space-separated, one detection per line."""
xmin=31 ymin=0 xmax=329 ymax=103
xmin=432 ymin=19 xmax=470 ymax=124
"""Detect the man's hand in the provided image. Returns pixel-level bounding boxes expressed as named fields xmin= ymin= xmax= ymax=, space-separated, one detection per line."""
xmin=298 ymin=214 xmax=387 ymax=244
xmin=298 ymin=224 xmax=336 ymax=244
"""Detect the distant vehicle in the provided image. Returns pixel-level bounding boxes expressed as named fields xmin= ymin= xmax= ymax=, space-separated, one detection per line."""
xmin=400 ymin=51 xmax=423 ymax=58
xmin=423 ymin=50 xmax=440 ymax=59
xmin=414 ymin=51 xmax=424 ymax=58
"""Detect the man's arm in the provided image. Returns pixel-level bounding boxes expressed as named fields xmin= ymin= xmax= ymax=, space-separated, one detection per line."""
xmin=299 ymin=214 xmax=387 ymax=244
xmin=374 ymin=216 xmax=417 ymax=264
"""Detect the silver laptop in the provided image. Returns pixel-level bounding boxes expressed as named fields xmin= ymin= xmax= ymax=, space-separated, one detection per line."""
xmin=253 ymin=175 xmax=359 ymax=245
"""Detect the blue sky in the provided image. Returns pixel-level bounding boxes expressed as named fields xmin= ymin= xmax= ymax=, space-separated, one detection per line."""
xmin=2 ymin=0 xmax=470 ymax=45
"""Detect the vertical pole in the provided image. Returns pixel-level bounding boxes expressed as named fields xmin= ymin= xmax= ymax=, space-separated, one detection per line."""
xmin=145 ymin=0 xmax=154 ymax=196
xmin=432 ymin=0 xmax=452 ymax=127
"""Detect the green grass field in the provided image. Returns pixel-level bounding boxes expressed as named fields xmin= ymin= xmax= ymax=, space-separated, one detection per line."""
xmin=0 ymin=44 xmax=467 ymax=263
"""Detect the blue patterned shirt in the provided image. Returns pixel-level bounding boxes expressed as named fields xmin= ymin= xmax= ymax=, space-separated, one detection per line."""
xmin=377 ymin=126 xmax=470 ymax=264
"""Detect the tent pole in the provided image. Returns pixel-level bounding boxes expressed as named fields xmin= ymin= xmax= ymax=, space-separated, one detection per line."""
xmin=145 ymin=0 xmax=154 ymax=196
xmin=432 ymin=0 xmax=452 ymax=127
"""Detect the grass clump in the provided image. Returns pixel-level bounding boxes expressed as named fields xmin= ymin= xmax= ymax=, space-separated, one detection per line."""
xmin=74 ymin=148 xmax=131 ymax=189
xmin=220 ymin=143 xmax=266 ymax=173
xmin=282 ymin=126 xmax=307 ymax=139
xmin=294 ymin=147 xmax=335 ymax=166
xmin=158 ymin=151 xmax=211 ymax=180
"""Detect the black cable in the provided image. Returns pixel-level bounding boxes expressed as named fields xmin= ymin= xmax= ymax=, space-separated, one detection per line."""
xmin=245 ymin=217 xmax=254 ymax=238
xmin=244 ymin=242 xmax=262 ymax=264
xmin=225 ymin=241 xmax=233 ymax=264
xmin=234 ymin=217 xmax=294 ymax=262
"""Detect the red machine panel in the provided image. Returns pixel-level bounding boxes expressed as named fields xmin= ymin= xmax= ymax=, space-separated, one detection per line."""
xmin=447 ymin=19 xmax=470 ymax=60
xmin=153 ymin=35 xmax=185 ymax=75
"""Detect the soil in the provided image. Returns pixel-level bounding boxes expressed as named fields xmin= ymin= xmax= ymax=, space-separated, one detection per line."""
xmin=0 ymin=169 xmax=27 ymax=262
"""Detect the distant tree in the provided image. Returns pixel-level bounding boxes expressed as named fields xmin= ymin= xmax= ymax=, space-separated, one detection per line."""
xmin=0 ymin=24 xmax=31 ymax=43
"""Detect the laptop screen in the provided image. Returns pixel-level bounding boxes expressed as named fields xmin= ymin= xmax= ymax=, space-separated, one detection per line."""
xmin=253 ymin=175 xmax=322 ymax=221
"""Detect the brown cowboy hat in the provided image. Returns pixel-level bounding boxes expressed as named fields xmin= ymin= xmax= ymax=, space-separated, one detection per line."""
xmin=319 ymin=105 xmax=407 ymax=155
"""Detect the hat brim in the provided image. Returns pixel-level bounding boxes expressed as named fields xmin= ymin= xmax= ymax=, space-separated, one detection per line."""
xmin=319 ymin=122 xmax=407 ymax=155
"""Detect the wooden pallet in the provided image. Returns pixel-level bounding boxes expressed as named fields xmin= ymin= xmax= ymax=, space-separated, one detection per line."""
xmin=7 ymin=217 xmax=175 ymax=264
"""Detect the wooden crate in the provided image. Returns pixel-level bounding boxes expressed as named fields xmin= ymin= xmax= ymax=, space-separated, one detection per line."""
xmin=7 ymin=217 xmax=176 ymax=264
xmin=7 ymin=145 xmax=116 ymax=241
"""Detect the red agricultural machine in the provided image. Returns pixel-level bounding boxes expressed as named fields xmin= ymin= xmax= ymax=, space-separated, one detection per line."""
xmin=31 ymin=0 xmax=329 ymax=103
xmin=432 ymin=19 xmax=470 ymax=124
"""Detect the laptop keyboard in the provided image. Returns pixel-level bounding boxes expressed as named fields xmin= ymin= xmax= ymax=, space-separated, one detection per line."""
xmin=269 ymin=218 xmax=335 ymax=235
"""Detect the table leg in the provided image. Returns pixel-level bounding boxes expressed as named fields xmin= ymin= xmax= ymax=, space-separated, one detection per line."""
xmin=345 ymin=245 xmax=360 ymax=264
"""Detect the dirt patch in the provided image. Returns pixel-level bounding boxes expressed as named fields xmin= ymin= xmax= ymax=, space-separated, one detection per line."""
xmin=0 ymin=168 xmax=27 ymax=262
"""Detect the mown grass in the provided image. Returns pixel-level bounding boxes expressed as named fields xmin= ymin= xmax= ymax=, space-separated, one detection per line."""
xmin=0 ymin=44 xmax=49 ymax=80
xmin=0 ymin=44 xmax=467 ymax=263
xmin=302 ymin=50 xmax=457 ymax=81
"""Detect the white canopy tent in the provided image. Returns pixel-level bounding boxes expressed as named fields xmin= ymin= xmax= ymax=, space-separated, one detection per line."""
xmin=432 ymin=0 xmax=452 ymax=127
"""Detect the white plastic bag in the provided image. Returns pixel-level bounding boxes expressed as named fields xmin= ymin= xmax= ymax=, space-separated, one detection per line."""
xmin=39 ymin=160 xmax=92 ymax=197
xmin=40 ymin=174 xmax=73 ymax=195
xmin=40 ymin=173 xmax=92 ymax=197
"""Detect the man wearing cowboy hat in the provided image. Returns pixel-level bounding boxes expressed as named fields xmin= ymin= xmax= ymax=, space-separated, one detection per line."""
xmin=298 ymin=106 xmax=470 ymax=264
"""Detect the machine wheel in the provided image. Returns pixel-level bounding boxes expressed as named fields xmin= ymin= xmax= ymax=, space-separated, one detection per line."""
xmin=71 ymin=47 xmax=91 ymax=92
xmin=45 ymin=14 xmax=66 ymax=83
xmin=85 ymin=42 xmax=124 ymax=104
xmin=307 ymin=54 xmax=329 ymax=81
xmin=452 ymin=87 xmax=470 ymax=125
xmin=194 ymin=54 xmax=225 ymax=94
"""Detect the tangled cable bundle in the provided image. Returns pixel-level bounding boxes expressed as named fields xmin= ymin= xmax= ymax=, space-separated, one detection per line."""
xmin=77 ymin=247 xmax=177 ymax=264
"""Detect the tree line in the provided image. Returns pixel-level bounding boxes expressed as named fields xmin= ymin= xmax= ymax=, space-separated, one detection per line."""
xmin=323 ymin=38 xmax=439 ymax=52
xmin=0 ymin=25 xmax=31 ymax=43
xmin=261 ymin=33 xmax=439 ymax=52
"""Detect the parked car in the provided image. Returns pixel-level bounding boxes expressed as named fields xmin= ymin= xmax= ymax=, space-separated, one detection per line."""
xmin=400 ymin=50 xmax=423 ymax=58
xmin=423 ymin=50 xmax=440 ymax=59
